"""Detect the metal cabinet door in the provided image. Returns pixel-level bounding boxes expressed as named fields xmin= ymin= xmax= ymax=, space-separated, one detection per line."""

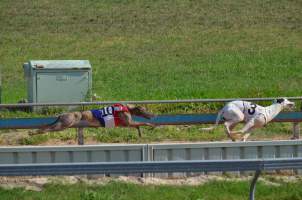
xmin=36 ymin=71 xmax=89 ymax=102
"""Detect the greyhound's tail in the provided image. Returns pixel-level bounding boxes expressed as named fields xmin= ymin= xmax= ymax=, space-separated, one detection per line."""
xmin=30 ymin=116 xmax=61 ymax=135
xmin=200 ymin=110 xmax=224 ymax=131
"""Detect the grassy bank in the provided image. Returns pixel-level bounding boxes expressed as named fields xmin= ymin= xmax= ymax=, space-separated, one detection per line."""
xmin=1 ymin=180 xmax=302 ymax=200
xmin=0 ymin=0 xmax=301 ymax=103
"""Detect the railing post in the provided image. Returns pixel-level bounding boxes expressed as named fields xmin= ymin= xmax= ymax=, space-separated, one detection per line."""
xmin=77 ymin=128 xmax=84 ymax=145
xmin=292 ymin=102 xmax=302 ymax=140
xmin=292 ymin=122 xmax=300 ymax=140
xmin=76 ymin=104 xmax=86 ymax=145
xmin=249 ymin=170 xmax=261 ymax=200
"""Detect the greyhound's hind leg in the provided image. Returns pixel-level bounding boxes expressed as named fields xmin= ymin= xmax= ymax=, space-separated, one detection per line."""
xmin=223 ymin=107 xmax=245 ymax=141
xmin=224 ymin=121 xmax=241 ymax=141
xmin=30 ymin=120 xmax=67 ymax=135
xmin=40 ymin=121 xmax=67 ymax=133
xmin=30 ymin=112 xmax=83 ymax=135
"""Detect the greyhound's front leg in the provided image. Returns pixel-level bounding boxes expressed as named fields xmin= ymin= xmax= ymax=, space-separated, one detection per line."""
xmin=121 ymin=113 xmax=156 ymax=137
xmin=131 ymin=122 xmax=157 ymax=137
xmin=136 ymin=127 xmax=142 ymax=137
xmin=126 ymin=122 xmax=155 ymax=138
xmin=231 ymin=119 xmax=255 ymax=142
xmin=129 ymin=122 xmax=157 ymax=130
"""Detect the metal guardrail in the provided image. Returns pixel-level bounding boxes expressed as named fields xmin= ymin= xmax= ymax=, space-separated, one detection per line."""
xmin=0 ymin=158 xmax=300 ymax=176
xmin=0 ymin=140 xmax=301 ymax=169
xmin=0 ymin=96 xmax=301 ymax=108
xmin=0 ymin=158 xmax=301 ymax=200
xmin=0 ymin=142 xmax=300 ymax=199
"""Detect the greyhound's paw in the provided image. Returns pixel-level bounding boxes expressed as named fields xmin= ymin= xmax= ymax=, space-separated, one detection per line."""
xmin=148 ymin=123 xmax=157 ymax=129
xmin=290 ymin=136 xmax=300 ymax=140
xmin=28 ymin=131 xmax=35 ymax=136
xmin=28 ymin=130 xmax=41 ymax=136
xmin=241 ymin=136 xmax=250 ymax=142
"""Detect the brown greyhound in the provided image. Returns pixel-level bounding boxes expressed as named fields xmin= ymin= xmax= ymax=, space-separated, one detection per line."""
xmin=30 ymin=104 xmax=156 ymax=137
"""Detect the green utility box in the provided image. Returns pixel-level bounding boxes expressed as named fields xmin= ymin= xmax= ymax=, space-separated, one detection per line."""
xmin=23 ymin=60 xmax=92 ymax=104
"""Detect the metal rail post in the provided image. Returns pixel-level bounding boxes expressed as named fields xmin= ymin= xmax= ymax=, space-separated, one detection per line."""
xmin=292 ymin=122 xmax=300 ymax=139
xmin=249 ymin=170 xmax=261 ymax=200
xmin=292 ymin=103 xmax=301 ymax=139
xmin=77 ymin=105 xmax=86 ymax=145
xmin=77 ymin=128 xmax=84 ymax=145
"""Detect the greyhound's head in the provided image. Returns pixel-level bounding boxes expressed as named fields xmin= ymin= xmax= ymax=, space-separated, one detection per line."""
xmin=127 ymin=104 xmax=155 ymax=119
xmin=274 ymin=98 xmax=295 ymax=109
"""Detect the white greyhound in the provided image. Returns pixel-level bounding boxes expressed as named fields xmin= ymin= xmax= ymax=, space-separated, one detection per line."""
xmin=201 ymin=98 xmax=295 ymax=142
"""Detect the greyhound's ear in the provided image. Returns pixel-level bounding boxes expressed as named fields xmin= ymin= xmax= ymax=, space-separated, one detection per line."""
xmin=276 ymin=98 xmax=285 ymax=104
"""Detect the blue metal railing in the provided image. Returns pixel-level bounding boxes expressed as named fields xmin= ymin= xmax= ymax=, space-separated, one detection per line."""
xmin=1 ymin=112 xmax=302 ymax=129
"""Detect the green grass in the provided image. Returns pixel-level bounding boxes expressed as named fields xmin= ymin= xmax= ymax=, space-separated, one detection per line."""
xmin=1 ymin=180 xmax=302 ymax=200
xmin=0 ymin=0 xmax=301 ymax=144
xmin=0 ymin=122 xmax=293 ymax=145
xmin=0 ymin=0 xmax=301 ymax=103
